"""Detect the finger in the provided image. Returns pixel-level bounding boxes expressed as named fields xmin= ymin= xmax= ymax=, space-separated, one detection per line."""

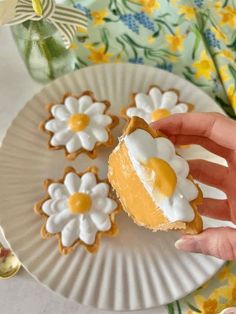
xmin=152 ymin=112 xmax=236 ymax=150
xmin=198 ymin=198 xmax=231 ymax=221
xmin=188 ymin=159 xmax=228 ymax=191
xmin=167 ymin=134 xmax=232 ymax=161
xmin=175 ymin=227 xmax=236 ymax=260
xmin=219 ymin=308 xmax=236 ymax=314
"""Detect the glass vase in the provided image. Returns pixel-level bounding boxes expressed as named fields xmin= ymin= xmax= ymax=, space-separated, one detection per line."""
xmin=11 ymin=19 xmax=77 ymax=83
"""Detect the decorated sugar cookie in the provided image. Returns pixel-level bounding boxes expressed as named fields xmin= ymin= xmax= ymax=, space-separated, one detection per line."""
xmin=34 ymin=167 xmax=120 ymax=254
xmin=108 ymin=117 xmax=202 ymax=234
xmin=123 ymin=86 xmax=193 ymax=123
xmin=41 ymin=91 xmax=119 ymax=160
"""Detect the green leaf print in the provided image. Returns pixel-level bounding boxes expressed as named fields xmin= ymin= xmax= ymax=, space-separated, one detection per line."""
xmin=186 ymin=302 xmax=201 ymax=313
xmin=192 ymin=25 xmax=202 ymax=59
xmin=227 ymin=32 xmax=236 ymax=52
xmin=100 ymin=28 xmax=110 ymax=53
xmin=229 ymin=64 xmax=236 ymax=88
xmin=183 ymin=72 xmax=208 ymax=88
xmin=222 ymin=0 xmax=229 ymax=7
xmin=167 ymin=303 xmax=175 ymax=314
xmin=154 ymin=18 xmax=175 ymax=35
xmin=215 ymin=96 xmax=236 ymax=119
xmin=121 ymin=0 xmax=136 ymax=13
xmin=109 ymin=0 xmax=122 ymax=15
xmin=176 ymin=300 xmax=182 ymax=314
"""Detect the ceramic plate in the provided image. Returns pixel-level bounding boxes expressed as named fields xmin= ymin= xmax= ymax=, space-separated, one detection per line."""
xmin=0 ymin=64 xmax=231 ymax=311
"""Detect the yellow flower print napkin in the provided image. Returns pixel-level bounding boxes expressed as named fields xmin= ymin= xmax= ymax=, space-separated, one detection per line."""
xmin=168 ymin=262 xmax=236 ymax=313
xmin=72 ymin=0 xmax=236 ymax=117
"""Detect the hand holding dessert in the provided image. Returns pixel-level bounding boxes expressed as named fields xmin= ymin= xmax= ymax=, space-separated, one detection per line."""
xmin=152 ymin=112 xmax=236 ymax=260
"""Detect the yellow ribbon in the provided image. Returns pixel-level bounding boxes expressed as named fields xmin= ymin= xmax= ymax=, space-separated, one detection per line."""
xmin=32 ymin=0 xmax=42 ymax=16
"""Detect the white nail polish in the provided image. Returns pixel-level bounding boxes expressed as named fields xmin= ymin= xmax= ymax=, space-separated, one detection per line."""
xmin=175 ymin=239 xmax=183 ymax=249
xmin=219 ymin=308 xmax=236 ymax=314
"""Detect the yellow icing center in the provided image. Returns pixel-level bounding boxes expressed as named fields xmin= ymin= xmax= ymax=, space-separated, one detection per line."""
xmin=68 ymin=192 xmax=92 ymax=214
xmin=151 ymin=108 xmax=170 ymax=121
xmin=145 ymin=157 xmax=177 ymax=197
xmin=68 ymin=113 xmax=90 ymax=132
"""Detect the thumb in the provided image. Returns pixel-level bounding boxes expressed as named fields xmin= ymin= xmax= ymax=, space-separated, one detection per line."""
xmin=175 ymin=227 xmax=236 ymax=260
xmin=219 ymin=308 xmax=236 ymax=314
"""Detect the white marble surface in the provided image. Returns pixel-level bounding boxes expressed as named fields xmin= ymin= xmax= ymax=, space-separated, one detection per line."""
xmin=0 ymin=27 xmax=166 ymax=314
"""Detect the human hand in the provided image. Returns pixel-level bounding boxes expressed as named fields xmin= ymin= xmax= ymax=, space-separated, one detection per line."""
xmin=152 ymin=112 xmax=236 ymax=260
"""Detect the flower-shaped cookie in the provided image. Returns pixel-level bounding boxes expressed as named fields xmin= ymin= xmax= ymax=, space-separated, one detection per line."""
xmin=34 ymin=167 xmax=120 ymax=254
xmin=41 ymin=91 xmax=119 ymax=160
xmin=123 ymin=86 xmax=193 ymax=123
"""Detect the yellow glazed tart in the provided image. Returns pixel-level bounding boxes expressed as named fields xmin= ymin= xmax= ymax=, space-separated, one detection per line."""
xmin=40 ymin=91 xmax=119 ymax=160
xmin=122 ymin=85 xmax=194 ymax=123
xmin=108 ymin=117 xmax=202 ymax=234
xmin=34 ymin=167 xmax=120 ymax=254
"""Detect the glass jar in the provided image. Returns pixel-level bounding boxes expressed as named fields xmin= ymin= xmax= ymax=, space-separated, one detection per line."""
xmin=11 ymin=19 xmax=77 ymax=83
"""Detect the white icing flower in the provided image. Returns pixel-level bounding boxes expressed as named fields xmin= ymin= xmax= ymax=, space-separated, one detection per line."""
xmin=125 ymin=129 xmax=198 ymax=222
xmin=45 ymin=95 xmax=113 ymax=153
xmin=42 ymin=171 xmax=118 ymax=247
xmin=126 ymin=87 xmax=189 ymax=123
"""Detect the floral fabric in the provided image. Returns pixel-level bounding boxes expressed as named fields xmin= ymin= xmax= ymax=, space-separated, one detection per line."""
xmin=69 ymin=0 xmax=236 ymax=312
xmin=167 ymin=262 xmax=236 ymax=313
xmin=72 ymin=0 xmax=236 ymax=118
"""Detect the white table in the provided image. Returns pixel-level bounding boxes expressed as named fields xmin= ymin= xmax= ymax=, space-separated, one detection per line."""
xmin=0 ymin=27 xmax=165 ymax=314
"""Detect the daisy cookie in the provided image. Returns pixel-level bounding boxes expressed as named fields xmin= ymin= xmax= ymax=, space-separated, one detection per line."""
xmin=108 ymin=117 xmax=203 ymax=234
xmin=34 ymin=167 xmax=120 ymax=254
xmin=41 ymin=91 xmax=119 ymax=160
xmin=123 ymin=86 xmax=193 ymax=123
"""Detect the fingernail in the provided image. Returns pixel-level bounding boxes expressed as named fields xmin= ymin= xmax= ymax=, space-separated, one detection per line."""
xmin=219 ymin=308 xmax=236 ymax=314
xmin=175 ymin=237 xmax=200 ymax=252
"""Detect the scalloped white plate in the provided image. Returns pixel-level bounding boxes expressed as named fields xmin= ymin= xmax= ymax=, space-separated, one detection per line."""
xmin=0 ymin=64 xmax=231 ymax=311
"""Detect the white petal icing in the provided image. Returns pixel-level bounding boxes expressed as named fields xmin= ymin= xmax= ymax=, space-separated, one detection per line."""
xmin=50 ymin=129 xmax=72 ymax=146
xmin=48 ymin=183 xmax=69 ymax=199
xmin=171 ymin=103 xmax=189 ymax=114
xmin=91 ymin=114 xmax=112 ymax=126
xmin=135 ymin=94 xmax=154 ymax=111
xmin=64 ymin=172 xmax=81 ymax=195
xmin=123 ymin=130 xmax=154 ymax=163
xmin=64 ymin=96 xmax=79 ymax=114
xmin=149 ymin=87 xmax=162 ymax=108
xmin=51 ymin=105 xmax=70 ymax=121
xmin=171 ymin=155 xmax=189 ymax=178
xmin=177 ymin=176 xmax=198 ymax=201
xmin=127 ymin=87 xmax=190 ymax=123
xmin=47 ymin=95 xmax=114 ymax=153
xmin=126 ymin=107 xmax=151 ymax=123
xmin=90 ymin=212 xmax=111 ymax=231
xmin=90 ymin=126 xmax=109 ymax=142
xmin=155 ymin=137 xmax=175 ymax=161
xmin=85 ymin=102 xmax=106 ymax=115
xmin=78 ymin=95 xmax=93 ymax=112
xmin=61 ymin=218 xmax=79 ymax=247
xmin=91 ymin=182 xmax=109 ymax=198
xmin=46 ymin=211 xmax=72 ymax=233
xmin=79 ymin=215 xmax=97 ymax=245
xmin=42 ymin=199 xmax=68 ymax=215
xmin=80 ymin=172 xmax=97 ymax=192
xmin=94 ymin=198 xmax=117 ymax=214
xmin=43 ymin=171 xmax=118 ymax=247
xmin=161 ymin=91 xmax=178 ymax=110
xmin=124 ymin=129 xmax=198 ymax=222
xmin=45 ymin=119 xmax=66 ymax=133
xmin=65 ymin=134 xmax=81 ymax=153
xmin=78 ymin=131 xmax=97 ymax=151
